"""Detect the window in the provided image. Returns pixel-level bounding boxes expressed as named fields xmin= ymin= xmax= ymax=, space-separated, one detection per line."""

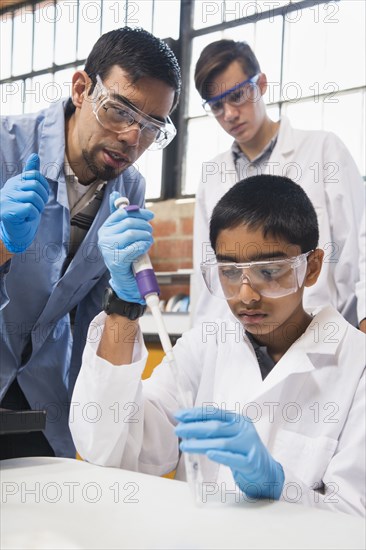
xmin=1 ymin=0 xmax=365 ymax=199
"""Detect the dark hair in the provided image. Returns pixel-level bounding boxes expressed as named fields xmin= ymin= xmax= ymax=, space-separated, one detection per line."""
xmin=210 ymin=175 xmax=319 ymax=253
xmin=195 ymin=39 xmax=261 ymax=100
xmin=66 ymin=27 xmax=181 ymax=117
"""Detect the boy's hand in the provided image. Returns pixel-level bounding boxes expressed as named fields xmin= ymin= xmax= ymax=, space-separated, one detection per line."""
xmin=175 ymin=407 xmax=284 ymax=500
xmin=0 ymin=154 xmax=49 ymax=253
xmin=98 ymin=191 xmax=154 ymax=305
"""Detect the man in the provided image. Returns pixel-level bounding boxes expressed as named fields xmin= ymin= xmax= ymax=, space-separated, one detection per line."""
xmin=191 ymin=39 xmax=365 ymax=330
xmin=0 ymin=27 xmax=181 ymax=459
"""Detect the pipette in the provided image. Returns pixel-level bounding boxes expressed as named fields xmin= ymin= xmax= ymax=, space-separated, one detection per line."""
xmin=114 ymin=196 xmax=204 ymax=504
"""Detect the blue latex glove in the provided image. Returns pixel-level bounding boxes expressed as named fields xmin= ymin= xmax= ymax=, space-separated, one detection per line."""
xmin=0 ymin=153 xmax=49 ymax=253
xmin=175 ymin=407 xmax=284 ymax=500
xmin=98 ymin=191 xmax=154 ymax=304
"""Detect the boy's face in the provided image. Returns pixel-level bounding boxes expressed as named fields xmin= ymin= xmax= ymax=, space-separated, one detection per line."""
xmin=70 ymin=65 xmax=175 ymax=183
xmin=215 ymin=224 xmax=322 ymax=343
xmin=205 ymin=60 xmax=267 ymax=148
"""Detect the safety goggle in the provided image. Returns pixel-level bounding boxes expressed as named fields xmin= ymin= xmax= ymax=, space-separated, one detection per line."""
xmin=200 ymin=252 xmax=313 ymax=299
xmin=91 ymin=75 xmax=176 ymax=151
xmin=202 ymin=74 xmax=260 ymax=117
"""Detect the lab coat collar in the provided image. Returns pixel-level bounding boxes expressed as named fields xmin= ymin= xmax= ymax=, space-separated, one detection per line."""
xmin=216 ymin=148 xmax=237 ymax=188
xmin=38 ymin=99 xmax=69 ymax=208
xmin=273 ymin=116 xmax=295 ymax=157
xmin=297 ymin=305 xmax=346 ymax=360
xmin=249 ymin=305 xmax=346 ymax=399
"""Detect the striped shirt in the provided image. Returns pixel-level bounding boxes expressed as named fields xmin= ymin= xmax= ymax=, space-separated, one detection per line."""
xmin=232 ymin=133 xmax=278 ymax=180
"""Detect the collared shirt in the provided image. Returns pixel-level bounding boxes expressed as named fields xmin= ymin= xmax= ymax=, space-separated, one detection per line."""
xmin=245 ymin=331 xmax=275 ymax=380
xmin=232 ymin=133 xmax=278 ymax=180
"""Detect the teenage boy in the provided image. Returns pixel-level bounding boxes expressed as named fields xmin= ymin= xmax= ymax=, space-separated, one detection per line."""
xmin=192 ymin=39 xmax=365 ymax=330
xmin=70 ymin=175 xmax=365 ymax=517
xmin=0 ymin=27 xmax=181 ymax=459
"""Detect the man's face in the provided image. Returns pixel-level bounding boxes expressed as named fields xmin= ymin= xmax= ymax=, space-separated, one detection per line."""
xmin=215 ymin=224 xmax=313 ymax=345
xmin=74 ymin=65 xmax=175 ymax=183
xmin=206 ymin=60 xmax=267 ymax=148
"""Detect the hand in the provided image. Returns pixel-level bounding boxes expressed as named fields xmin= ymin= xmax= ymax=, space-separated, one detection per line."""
xmin=98 ymin=191 xmax=154 ymax=305
xmin=0 ymin=153 xmax=49 ymax=253
xmin=175 ymin=407 xmax=284 ymax=500
xmin=359 ymin=319 xmax=366 ymax=334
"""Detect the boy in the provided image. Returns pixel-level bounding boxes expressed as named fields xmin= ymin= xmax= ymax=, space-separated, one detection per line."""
xmin=70 ymin=175 xmax=365 ymax=516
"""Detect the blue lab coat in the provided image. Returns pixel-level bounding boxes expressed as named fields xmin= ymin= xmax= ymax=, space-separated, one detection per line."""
xmin=0 ymin=99 xmax=146 ymax=457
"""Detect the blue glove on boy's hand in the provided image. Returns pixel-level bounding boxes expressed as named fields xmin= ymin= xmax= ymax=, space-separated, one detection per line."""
xmin=175 ymin=407 xmax=284 ymax=500
xmin=0 ymin=153 xmax=49 ymax=253
xmin=98 ymin=191 xmax=154 ymax=305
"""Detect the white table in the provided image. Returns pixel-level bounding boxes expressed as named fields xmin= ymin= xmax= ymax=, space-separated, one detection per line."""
xmin=1 ymin=457 xmax=364 ymax=550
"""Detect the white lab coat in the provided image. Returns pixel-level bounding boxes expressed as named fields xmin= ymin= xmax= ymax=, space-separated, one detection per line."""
xmin=70 ymin=305 xmax=366 ymax=517
xmin=356 ymin=210 xmax=366 ymax=323
xmin=192 ymin=117 xmax=365 ymax=327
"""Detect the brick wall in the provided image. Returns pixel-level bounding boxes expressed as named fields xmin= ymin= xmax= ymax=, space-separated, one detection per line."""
xmin=147 ymin=198 xmax=195 ymax=303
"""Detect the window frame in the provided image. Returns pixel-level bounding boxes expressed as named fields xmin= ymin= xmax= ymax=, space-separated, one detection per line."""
xmin=176 ymin=0 xmax=366 ymax=198
xmin=1 ymin=0 xmax=365 ymax=200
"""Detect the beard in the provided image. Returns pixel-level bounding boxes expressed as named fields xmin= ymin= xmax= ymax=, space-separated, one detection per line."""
xmin=81 ymin=148 xmax=121 ymax=182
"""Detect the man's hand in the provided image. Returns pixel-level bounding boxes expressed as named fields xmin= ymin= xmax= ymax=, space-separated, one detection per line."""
xmin=98 ymin=191 xmax=154 ymax=305
xmin=0 ymin=153 xmax=49 ymax=253
xmin=175 ymin=407 xmax=284 ymax=500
